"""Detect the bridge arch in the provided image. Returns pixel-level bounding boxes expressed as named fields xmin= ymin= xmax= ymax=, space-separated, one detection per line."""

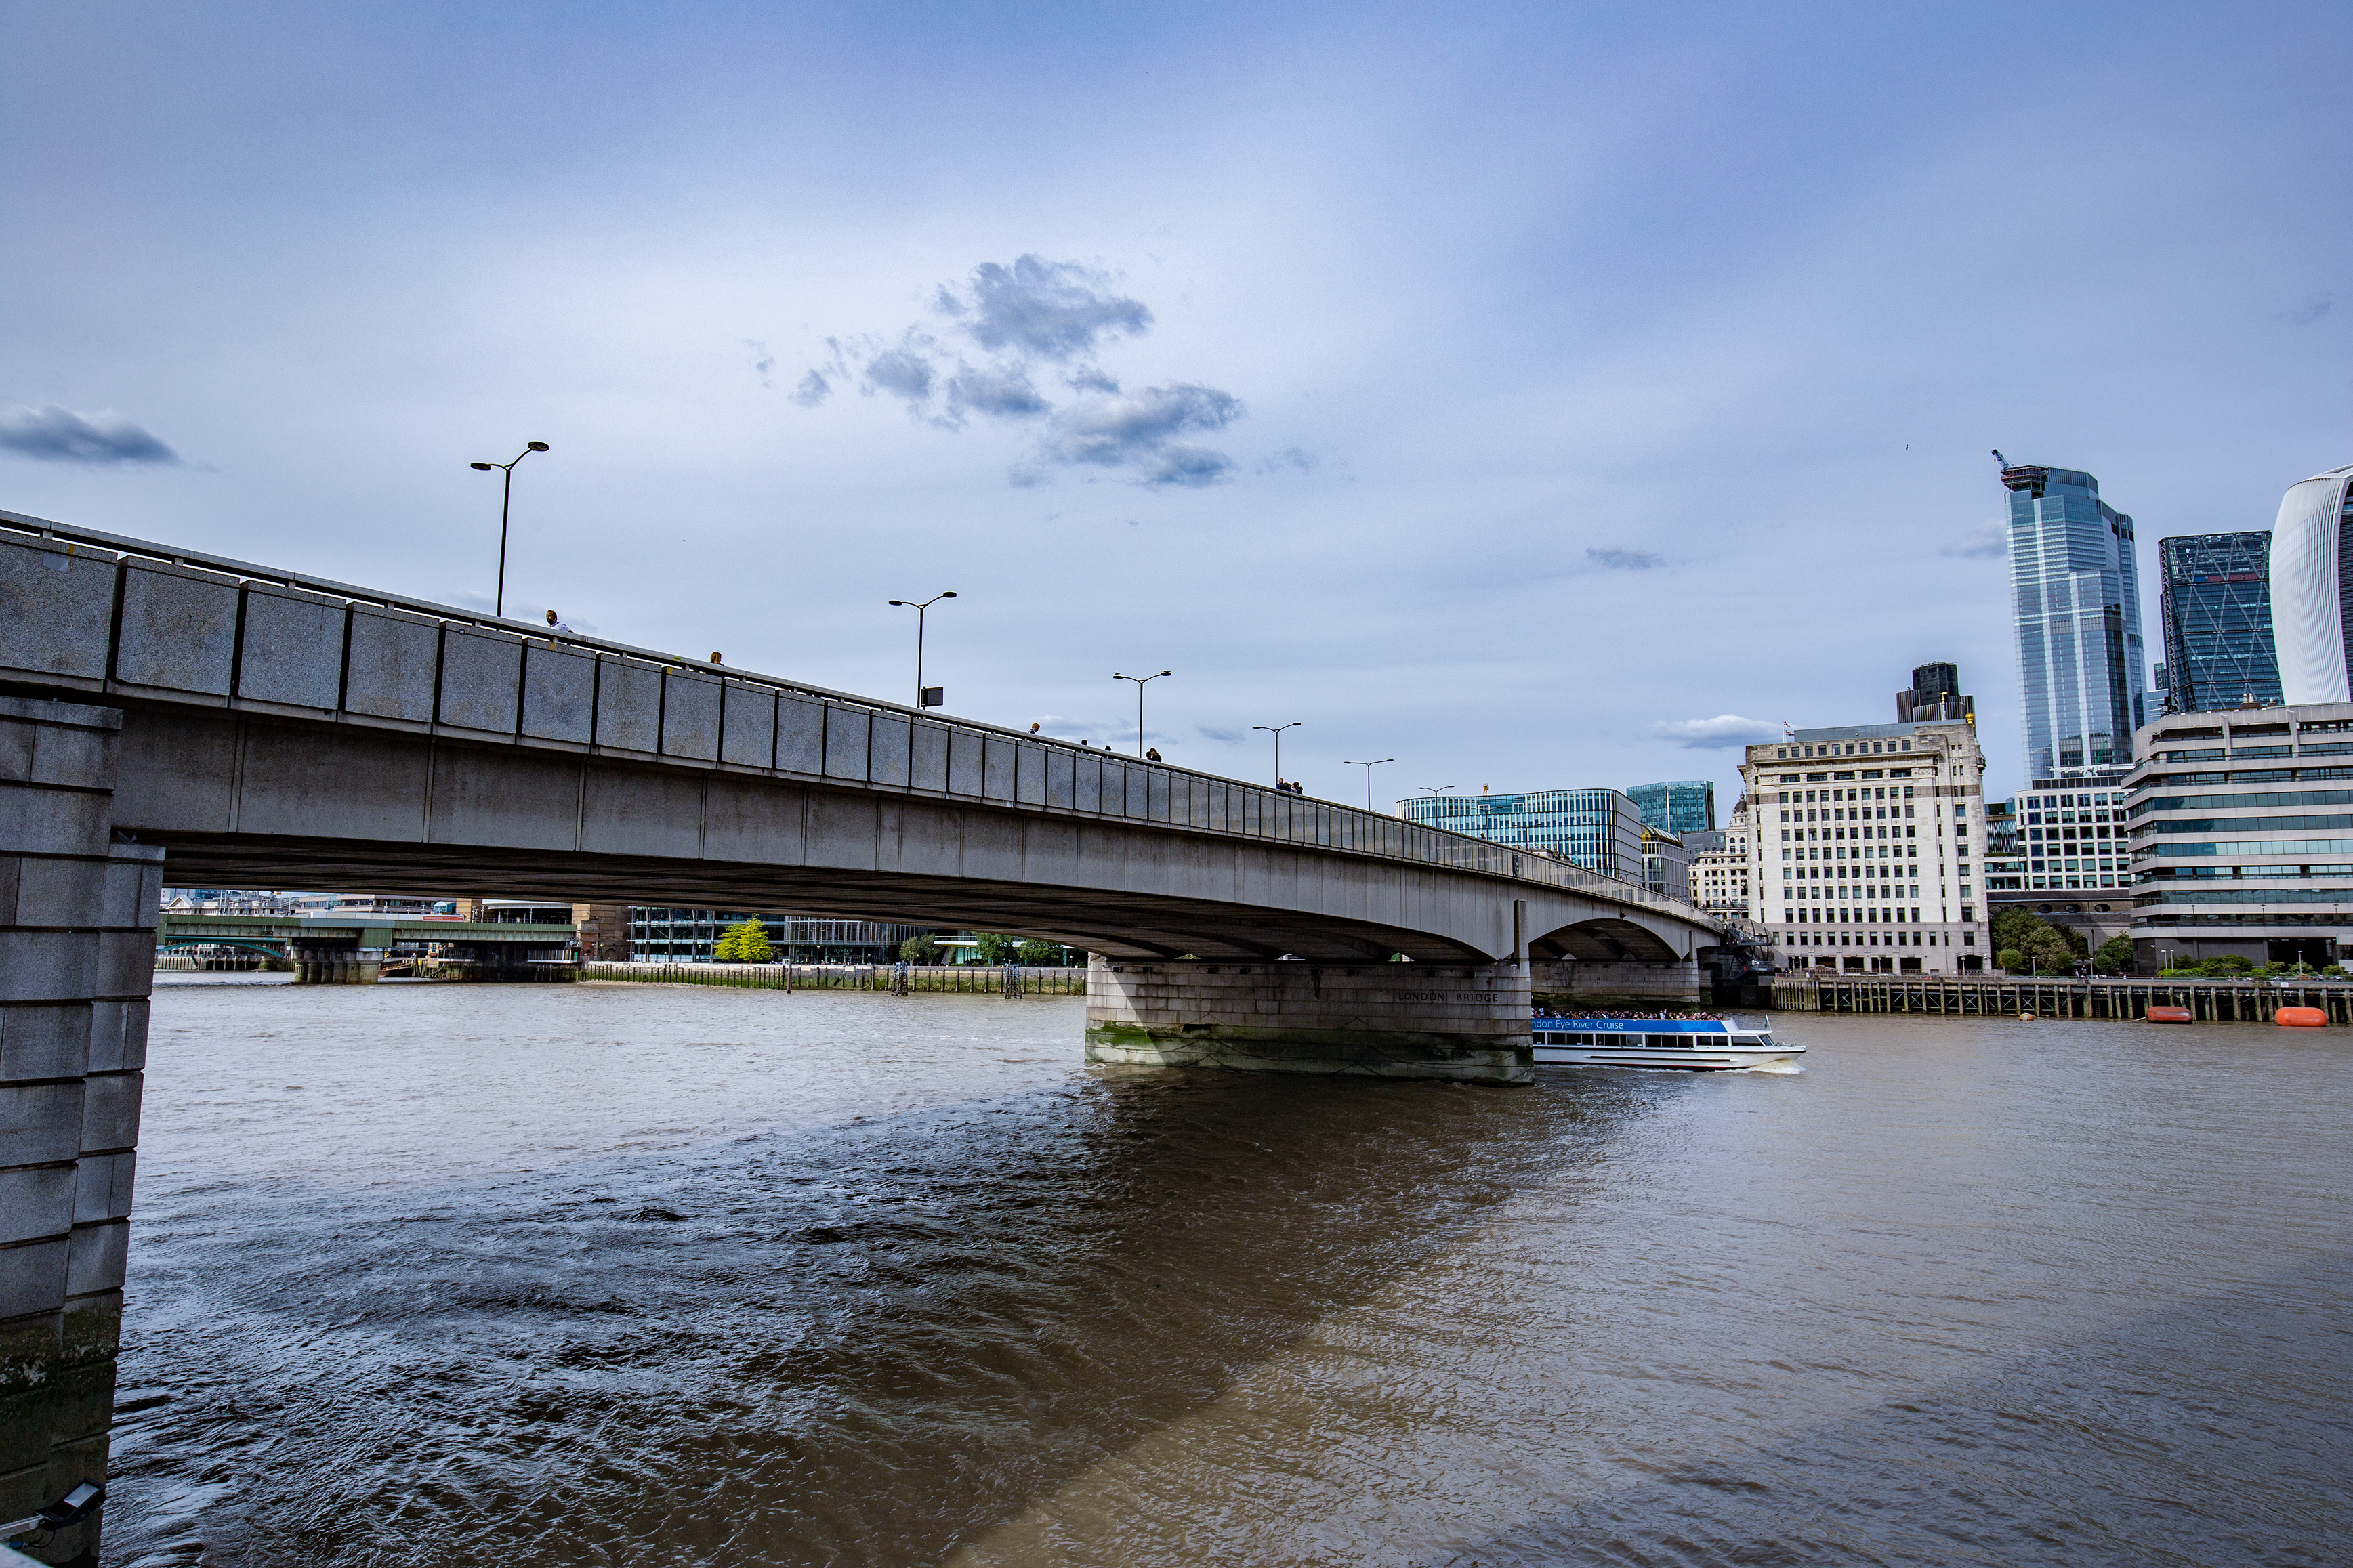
xmin=1531 ymin=914 xmax=1687 ymax=963
xmin=158 ymin=937 xmax=287 ymax=958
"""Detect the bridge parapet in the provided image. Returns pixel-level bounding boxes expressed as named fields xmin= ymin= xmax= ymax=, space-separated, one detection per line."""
xmin=0 ymin=509 xmax=1698 ymax=922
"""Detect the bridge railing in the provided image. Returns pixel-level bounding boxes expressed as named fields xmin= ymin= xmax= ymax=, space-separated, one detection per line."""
xmin=1 ymin=509 xmax=1699 ymax=923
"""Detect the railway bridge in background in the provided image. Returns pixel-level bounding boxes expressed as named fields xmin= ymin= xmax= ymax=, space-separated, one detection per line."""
xmin=0 ymin=507 xmax=1725 ymax=1546
xmin=156 ymin=912 xmax=581 ymax=981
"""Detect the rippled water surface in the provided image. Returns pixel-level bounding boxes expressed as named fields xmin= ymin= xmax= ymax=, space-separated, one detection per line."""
xmin=104 ymin=977 xmax=2350 ymax=1567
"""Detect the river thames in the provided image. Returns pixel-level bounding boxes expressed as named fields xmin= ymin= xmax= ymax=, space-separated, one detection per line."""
xmin=97 ymin=975 xmax=2348 ymax=1567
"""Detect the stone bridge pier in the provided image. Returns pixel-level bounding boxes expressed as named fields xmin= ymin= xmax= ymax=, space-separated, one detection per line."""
xmin=1 ymin=697 xmax=159 ymax=1565
xmin=289 ymin=942 xmax=380 ymax=984
xmin=1083 ymin=958 xmax=1535 ymax=1084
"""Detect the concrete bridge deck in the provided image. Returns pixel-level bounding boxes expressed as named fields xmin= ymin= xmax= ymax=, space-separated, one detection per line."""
xmin=2 ymin=507 xmax=1715 ymax=970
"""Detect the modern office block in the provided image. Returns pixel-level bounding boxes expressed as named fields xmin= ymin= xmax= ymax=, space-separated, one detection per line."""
xmin=1627 ymin=779 xmax=1715 ymax=834
xmin=1896 ymin=662 xmax=1974 ymax=725
xmin=2158 ymin=531 xmax=2282 ymax=713
xmin=1642 ymin=828 xmax=1692 ymax=904
xmin=2000 ymin=461 xmax=2148 ymax=778
xmin=2124 ymin=701 xmax=2353 ymax=968
xmin=2266 ymin=463 xmax=2353 ymax=704
xmin=625 ymin=910 xmax=921 ymax=962
xmin=1398 ymin=788 xmax=1645 ymax=883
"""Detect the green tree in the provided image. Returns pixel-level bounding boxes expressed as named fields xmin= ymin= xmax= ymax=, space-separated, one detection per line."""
xmin=2024 ymin=926 xmax=2079 ymax=974
xmin=1997 ymin=947 xmax=2026 ymax=973
xmin=1015 ymin=938 xmax=1063 ymax=966
xmin=972 ymin=932 xmax=1020 ymax=964
xmin=715 ymin=917 xmax=772 ymax=962
xmin=898 ymin=933 xmax=944 ymax=965
xmin=2094 ymin=935 xmax=2135 ymax=974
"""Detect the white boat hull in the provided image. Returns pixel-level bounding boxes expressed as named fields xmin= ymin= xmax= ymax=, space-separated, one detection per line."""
xmin=1532 ymin=1023 xmax=1803 ymax=1072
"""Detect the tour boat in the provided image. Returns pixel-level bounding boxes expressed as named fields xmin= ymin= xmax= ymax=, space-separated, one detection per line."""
xmin=1531 ymin=1013 xmax=1802 ymax=1071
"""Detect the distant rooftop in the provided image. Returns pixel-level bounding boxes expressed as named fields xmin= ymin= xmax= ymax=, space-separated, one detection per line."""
xmin=1784 ymin=720 xmax=1966 ymax=744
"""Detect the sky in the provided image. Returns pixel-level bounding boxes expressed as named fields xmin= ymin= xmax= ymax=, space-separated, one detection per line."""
xmin=3 ymin=1 xmax=2347 ymax=815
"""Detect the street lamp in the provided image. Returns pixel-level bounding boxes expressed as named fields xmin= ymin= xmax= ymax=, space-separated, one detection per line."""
xmin=467 ymin=441 xmax=550 ymax=619
xmin=1253 ymin=722 xmax=1301 ymax=786
xmin=1343 ymin=758 xmax=1394 ymax=811
xmin=887 ymin=591 xmax=955 ymax=709
xmin=1113 ymin=670 xmax=1171 ymax=758
xmin=1416 ymin=784 xmax=1455 ymax=800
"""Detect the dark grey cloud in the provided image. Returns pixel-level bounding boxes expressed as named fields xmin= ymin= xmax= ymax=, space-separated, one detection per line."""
xmin=1195 ymin=724 xmax=1245 ymax=744
xmin=862 ymin=348 xmax=934 ymax=404
xmin=1041 ymin=384 xmax=1243 ymax=488
xmin=947 ymin=365 xmax=1049 ymax=420
xmin=0 ymin=404 xmax=180 ymax=465
xmin=800 ymin=257 xmax=1246 ymax=486
xmin=944 ymin=255 xmax=1151 ymax=360
xmin=2283 ymin=295 xmax=2332 ymax=326
xmin=1257 ymin=446 xmax=1316 ymax=475
xmin=1589 ymin=547 xmax=1663 ymax=570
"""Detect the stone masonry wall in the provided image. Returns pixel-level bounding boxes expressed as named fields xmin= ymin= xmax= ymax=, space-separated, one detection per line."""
xmin=0 ymin=696 xmax=162 ymax=1565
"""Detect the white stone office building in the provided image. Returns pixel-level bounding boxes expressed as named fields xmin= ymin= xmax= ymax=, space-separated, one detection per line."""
xmin=2123 ymin=701 xmax=2353 ymax=969
xmin=1738 ymin=719 xmax=1988 ymax=972
xmin=1686 ymin=824 xmax=1752 ymax=920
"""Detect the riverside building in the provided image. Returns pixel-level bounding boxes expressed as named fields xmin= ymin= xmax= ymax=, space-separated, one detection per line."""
xmin=1642 ymin=827 xmax=1692 ymax=904
xmin=1627 ymin=780 xmax=1715 ymax=834
xmin=2000 ymin=459 xmax=2150 ymax=778
xmin=1738 ymin=718 xmax=1988 ymax=971
xmin=2159 ymin=531 xmax=2282 ymax=713
xmin=625 ymin=910 xmax=921 ymax=962
xmin=2123 ymin=702 xmax=2353 ymax=969
xmin=1686 ymin=826 xmax=1750 ymax=919
xmin=2265 ymin=462 xmax=2353 ymax=703
xmin=1398 ymin=788 xmax=1646 ymax=884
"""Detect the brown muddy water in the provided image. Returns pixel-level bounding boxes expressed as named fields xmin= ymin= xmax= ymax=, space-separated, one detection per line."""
xmin=98 ymin=975 xmax=2349 ymax=1567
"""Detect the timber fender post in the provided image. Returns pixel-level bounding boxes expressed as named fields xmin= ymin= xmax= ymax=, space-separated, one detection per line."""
xmin=1083 ymin=956 xmax=1535 ymax=1084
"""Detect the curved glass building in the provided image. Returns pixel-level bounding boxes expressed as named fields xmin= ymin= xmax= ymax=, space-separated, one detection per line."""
xmin=2268 ymin=463 xmax=2353 ymax=704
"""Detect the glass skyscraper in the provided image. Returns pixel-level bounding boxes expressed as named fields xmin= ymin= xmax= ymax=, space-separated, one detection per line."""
xmin=2157 ymin=531 xmax=2281 ymax=713
xmin=2267 ymin=462 xmax=2353 ymax=704
xmin=2001 ymin=461 xmax=2147 ymax=778
xmin=1398 ymin=788 xmax=1644 ymax=883
xmin=1627 ymin=779 xmax=1715 ymax=834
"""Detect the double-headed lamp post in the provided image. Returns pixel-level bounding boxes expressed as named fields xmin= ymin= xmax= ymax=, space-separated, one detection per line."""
xmin=1253 ymin=722 xmax=1302 ymax=786
xmin=1344 ymin=757 xmax=1394 ymax=812
xmin=1417 ymin=784 xmax=1455 ymax=801
xmin=467 ymin=441 xmax=550 ymax=619
xmin=1114 ymin=670 xmax=1171 ymax=758
xmin=887 ymin=591 xmax=955 ymax=710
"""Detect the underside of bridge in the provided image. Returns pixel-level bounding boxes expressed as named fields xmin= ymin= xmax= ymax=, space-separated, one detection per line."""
xmin=146 ymin=828 xmax=1495 ymax=965
xmin=1533 ymin=916 xmax=1684 ymax=963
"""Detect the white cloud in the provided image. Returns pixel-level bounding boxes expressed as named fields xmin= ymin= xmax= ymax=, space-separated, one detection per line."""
xmin=1942 ymin=518 xmax=2006 ymax=559
xmin=1648 ymin=715 xmax=1783 ymax=749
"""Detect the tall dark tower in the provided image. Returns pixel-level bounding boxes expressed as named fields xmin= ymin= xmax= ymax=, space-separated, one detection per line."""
xmin=1897 ymin=662 xmax=1974 ymax=725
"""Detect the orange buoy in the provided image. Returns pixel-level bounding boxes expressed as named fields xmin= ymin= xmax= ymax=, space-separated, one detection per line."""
xmin=2146 ymin=1006 xmax=2193 ymax=1024
xmin=2275 ymin=1006 xmax=2327 ymax=1028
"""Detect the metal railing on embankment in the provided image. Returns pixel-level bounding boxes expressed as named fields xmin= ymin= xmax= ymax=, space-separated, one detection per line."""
xmin=1771 ymin=973 xmax=2353 ymax=1023
xmin=580 ymin=962 xmax=1085 ymax=996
